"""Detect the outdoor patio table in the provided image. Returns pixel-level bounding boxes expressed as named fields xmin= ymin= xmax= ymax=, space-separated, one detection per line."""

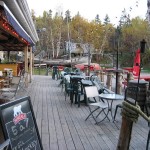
xmin=69 ymin=72 xmax=76 ymax=75
xmin=81 ymin=79 xmax=93 ymax=87
xmin=99 ymin=93 xmax=124 ymax=121
xmin=70 ymin=75 xmax=85 ymax=80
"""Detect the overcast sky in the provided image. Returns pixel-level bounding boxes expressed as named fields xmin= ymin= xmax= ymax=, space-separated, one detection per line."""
xmin=27 ymin=0 xmax=147 ymax=25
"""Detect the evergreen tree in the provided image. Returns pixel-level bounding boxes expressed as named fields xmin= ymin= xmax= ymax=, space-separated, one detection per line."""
xmin=95 ymin=14 xmax=101 ymax=24
xmin=64 ymin=10 xmax=71 ymax=23
xmin=48 ymin=9 xmax=52 ymax=18
xmin=104 ymin=14 xmax=110 ymax=25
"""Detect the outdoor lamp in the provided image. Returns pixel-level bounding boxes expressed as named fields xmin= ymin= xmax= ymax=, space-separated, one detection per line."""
xmin=140 ymin=39 xmax=146 ymax=53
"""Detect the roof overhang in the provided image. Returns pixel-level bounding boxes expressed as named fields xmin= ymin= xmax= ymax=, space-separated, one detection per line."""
xmin=0 ymin=1 xmax=35 ymax=51
xmin=3 ymin=0 xmax=39 ymax=43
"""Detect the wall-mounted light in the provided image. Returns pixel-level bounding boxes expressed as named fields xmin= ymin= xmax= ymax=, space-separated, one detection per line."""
xmin=140 ymin=39 xmax=146 ymax=53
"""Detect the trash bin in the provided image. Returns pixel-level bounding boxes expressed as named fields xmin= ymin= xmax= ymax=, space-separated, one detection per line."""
xmin=128 ymin=80 xmax=149 ymax=111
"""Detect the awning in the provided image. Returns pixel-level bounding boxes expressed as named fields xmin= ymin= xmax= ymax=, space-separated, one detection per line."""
xmin=0 ymin=1 xmax=35 ymax=46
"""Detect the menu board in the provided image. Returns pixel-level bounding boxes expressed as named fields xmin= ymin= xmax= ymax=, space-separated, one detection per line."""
xmin=0 ymin=96 xmax=43 ymax=150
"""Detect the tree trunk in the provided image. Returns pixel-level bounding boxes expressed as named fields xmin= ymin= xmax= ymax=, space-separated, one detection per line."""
xmin=56 ymin=31 xmax=61 ymax=58
xmin=50 ymin=27 xmax=55 ymax=58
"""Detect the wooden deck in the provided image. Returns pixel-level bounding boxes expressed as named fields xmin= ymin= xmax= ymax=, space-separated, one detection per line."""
xmin=20 ymin=75 xmax=149 ymax=150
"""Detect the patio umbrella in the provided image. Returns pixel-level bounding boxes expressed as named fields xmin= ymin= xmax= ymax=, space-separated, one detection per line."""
xmin=133 ymin=49 xmax=140 ymax=76
xmin=75 ymin=63 xmax=101 ymax=71
xmin=74 ymin=64 xmax=85 ymax=71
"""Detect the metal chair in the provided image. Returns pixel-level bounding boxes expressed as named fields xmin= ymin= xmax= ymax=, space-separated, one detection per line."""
xmin=59 ymin=72 xmax=70 ymax=91
xmin=74 ymin=80 xmax=84 ymax=107
xmin=84 ymin=86 xmax=109 ymax=124
xmin=65 ymin=77 xmax=84 ymax=107
xmin=91 ymin=75 xmax=114 ymax=94
xmin=64 ymin=77 xmax=74 ymax=103
xmin=113 ymin=86 xmax=140 ymax=121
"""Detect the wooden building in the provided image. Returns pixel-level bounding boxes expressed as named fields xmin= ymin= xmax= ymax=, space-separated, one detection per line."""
xmin=0 ymin=0 xmax=38 ymax=83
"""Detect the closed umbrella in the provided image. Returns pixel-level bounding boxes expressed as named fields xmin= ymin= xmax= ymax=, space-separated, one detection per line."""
xmin=133 ymin=49 xmax=140 ymax=76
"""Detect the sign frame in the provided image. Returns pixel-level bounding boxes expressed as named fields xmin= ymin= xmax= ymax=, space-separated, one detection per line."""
xmin=0 ymin=96 xmax=43 ymax=150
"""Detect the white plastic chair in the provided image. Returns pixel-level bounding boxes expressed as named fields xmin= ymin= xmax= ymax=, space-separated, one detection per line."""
xmin=84 ymin=86 xmax=109 ymax=124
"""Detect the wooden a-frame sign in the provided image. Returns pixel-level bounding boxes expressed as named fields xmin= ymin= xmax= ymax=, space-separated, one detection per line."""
xmin=0 ymin=96 xmax=43 ymax=150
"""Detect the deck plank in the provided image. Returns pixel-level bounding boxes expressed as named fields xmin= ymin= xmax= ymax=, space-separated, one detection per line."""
xmin=16 ymin=75 xmax=150 ymax=150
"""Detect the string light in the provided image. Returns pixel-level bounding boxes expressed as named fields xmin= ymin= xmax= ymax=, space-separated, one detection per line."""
xmin=1 ymin=19 xmax=29 ymax=45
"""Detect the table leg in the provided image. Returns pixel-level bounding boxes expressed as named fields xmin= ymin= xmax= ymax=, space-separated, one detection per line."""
xmin=110 ymin=100 xmax=114 ymax=120
xmin=98 ymin=99 xmax=114 ymax=122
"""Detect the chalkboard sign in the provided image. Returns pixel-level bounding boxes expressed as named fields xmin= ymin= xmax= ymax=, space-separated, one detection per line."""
xmin=0 ymin=96 xmax=43 ymax=150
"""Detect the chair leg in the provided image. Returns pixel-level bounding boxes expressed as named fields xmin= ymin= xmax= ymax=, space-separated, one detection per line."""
xmin=78 ymin=94 xmax=80 ymax=107
xmin=70 ymin=92 xmax=74 ymax=105
xmin=74 ymin=94 xmax=78 ymax=104
xmin=65 ymin=89 xmax=70 ymax=100
xmin=93 ymin=97 xmax=97 ymax=102
xmin=65 ymin=91 xmax=67 ymax=101
xmin=96 ymin=109 xmax=110 ymax=124
xmin=61 ymin=81 xmax=64 ymax=91
xmin=114 ymin=104 xmax=122 ymax=121
xmin=96 ymin=109 xmax=110 ymax=121
xmin=85 ymin=106 xmax=100 ymax=124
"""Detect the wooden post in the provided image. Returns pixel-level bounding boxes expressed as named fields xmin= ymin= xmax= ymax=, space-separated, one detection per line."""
xmin=24 ymin=46 xmax=28 ymax=72
xmin=106 ymin=72 xmax=113 ymax=90
xmin=24 ymin=46 xmax=28 ymax=87
xmin=29 ymin=47 xmax=32 ymax=83
xmin=117 ymin=117 xmax=133 ymax=150
xmin=32 ymin=53 xmax=35 ymax=75
xmin=127 ymin=72 xmax=134 ymax=86
xmin=100 ymin=71 xmax=105 ymax=83
xmin=117 ymin=72 xmax=123 ymax=94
